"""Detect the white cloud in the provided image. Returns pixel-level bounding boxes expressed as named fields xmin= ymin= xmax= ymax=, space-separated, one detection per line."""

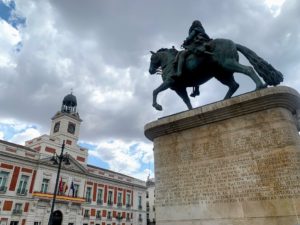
xmin=89 ymin=139 xmax=154 ymax=178
xmin=0 ymin=131 xmax=4 ymax=140
xmin=9 ymin=127 xmax=40 ymax=145
xmin=0 ymin=19 xmax=21 ymax=68
xmin=264 ymin=0 xmax=286 ymax=16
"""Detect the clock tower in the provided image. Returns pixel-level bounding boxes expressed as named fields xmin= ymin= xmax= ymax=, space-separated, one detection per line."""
xmin=50 ymin=93 xmax=82 ymax=145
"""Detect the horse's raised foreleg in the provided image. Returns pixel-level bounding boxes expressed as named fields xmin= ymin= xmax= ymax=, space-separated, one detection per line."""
xmin=152 ymin=81 xmax=172 ymax=111
xmin=174 ymin=87 xmax=193 ymax=110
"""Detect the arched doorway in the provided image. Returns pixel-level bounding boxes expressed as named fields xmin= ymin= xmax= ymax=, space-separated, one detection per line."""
xmin=52 ymin=210 xmax=63 ymax=225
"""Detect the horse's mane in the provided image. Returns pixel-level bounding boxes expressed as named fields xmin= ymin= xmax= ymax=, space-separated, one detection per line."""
xmin=157 ymin=47 xmax=178 ymax=56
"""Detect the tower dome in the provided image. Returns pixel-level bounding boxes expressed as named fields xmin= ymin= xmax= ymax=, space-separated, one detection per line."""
xmin=61 ymin=92 xmax=77 ymax=113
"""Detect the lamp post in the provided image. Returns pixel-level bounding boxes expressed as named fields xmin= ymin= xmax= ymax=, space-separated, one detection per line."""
xmin=48 ymin=140 xmax=70 ymax=225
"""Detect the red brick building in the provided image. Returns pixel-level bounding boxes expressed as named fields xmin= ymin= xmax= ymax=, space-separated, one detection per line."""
xmin=0 ymin=93 xmax=146 ymax=225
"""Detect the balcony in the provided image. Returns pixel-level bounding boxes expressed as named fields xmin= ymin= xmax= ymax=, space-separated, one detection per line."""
xmin=83 ymin=214 xmax=90 ymax=219
xmin=16 ymin=189 xmax=28 ymax=196
xmin=0 ymin=186 xmax=7 ymax=194
xmin=126 ymin=204 xmax=131 ymax=209
xmin=86 ymin=198 xmax=92 ymax=203
xmin=117 ymin=202 xmax=122 ymax=207
xmin=96 ymin=215 xmax=101 ymax=220
xmin=107 ymin=201 xmax=113 ymax=206
xmin=96 ymin=199 xmax=103 ymax=205
xmin=32 ymin=192 xmax=85 ymax=203
xmin=116 ymin=216 xmax=123 ymax=221
xmin=12 ymin=209 xmax=22 ymax=215
xmin=107 ymin=216 xmax=112 ymax=221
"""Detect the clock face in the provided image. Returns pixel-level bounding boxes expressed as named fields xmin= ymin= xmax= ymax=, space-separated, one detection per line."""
xmin=54 ymin=122 xmax=60 ymax=133
xmin=68 ymin=122 xmax=76 ymax=134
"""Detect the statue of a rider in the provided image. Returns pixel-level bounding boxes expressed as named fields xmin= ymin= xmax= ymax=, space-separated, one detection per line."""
xmin=173 ymin=20 xmax=212 ymax=97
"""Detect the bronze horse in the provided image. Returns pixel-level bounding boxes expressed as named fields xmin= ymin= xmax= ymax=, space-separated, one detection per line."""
xmin=149 ymin=38 xmax=283 ymax=111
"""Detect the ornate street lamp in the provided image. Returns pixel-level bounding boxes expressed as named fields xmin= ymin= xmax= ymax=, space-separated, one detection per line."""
xmin=48 ymin=140 xmax=70 ymax=225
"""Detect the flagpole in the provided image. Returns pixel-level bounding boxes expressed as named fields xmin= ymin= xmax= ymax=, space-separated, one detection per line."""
xmin=48 ymin=140 xmax=65 ymax=225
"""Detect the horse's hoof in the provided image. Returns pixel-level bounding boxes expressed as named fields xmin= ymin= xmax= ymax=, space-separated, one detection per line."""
xmin=256 ymin=83 xmax=268 ymax=90
xmin=153 ymin=104 xmax=163 ymax=111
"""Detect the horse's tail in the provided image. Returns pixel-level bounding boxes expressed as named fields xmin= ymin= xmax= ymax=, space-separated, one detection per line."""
xmin=236 ymin=44 xmax=283 ymax=86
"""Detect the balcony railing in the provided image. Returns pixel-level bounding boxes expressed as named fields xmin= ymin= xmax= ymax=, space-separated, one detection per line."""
xmin=12 ymin=209 xmax=22 ymax=215
xmin=32 ymin=192 xmax=85 ymax=203
xmin=138 ymin=205 xmax=142 ymax=210
xmin=126 ymin=217 xmax=130 ymax=222
xmin=86 ymin=198 xmax=92 ymax=203
xmin=96 ymin=215 xmax=101 ymax=220
xmin=96 ymin=199 xmax=103 ymax=205
xmin=16 ymin=188 xmax=28 ymax=196
xmin=116 ymin=216 xmax=123 ymax=221
xmin=83 ymin=214 xmax=90 ymax=219
xmin=117 ymin=202 xmax=122 ymax=207
xmin=107 ymin=216 xmax=112 ymax=221
xmin=107 ymin=201 xmax=113 ymax=206
xmin=0 ymin=186 xmax=7 ymax=193
xmin=126 ymin=203 xmax=131 ymax=208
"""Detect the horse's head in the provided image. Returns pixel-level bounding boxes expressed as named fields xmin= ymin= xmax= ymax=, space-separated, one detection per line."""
xmin=149 ymin=50 xmax=161 ymax=75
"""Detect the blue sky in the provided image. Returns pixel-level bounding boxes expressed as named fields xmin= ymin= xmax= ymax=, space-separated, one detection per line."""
xmin=0 ymin=0 xmax=299 ymax=180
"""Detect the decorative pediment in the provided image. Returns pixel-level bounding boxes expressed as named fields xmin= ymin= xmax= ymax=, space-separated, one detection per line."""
xmin=39 ymin=155 xmax=87 ymax=174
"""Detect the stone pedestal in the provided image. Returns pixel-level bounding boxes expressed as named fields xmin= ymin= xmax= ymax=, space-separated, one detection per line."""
xmin=144 ymin=86 xmax=300 ymax=225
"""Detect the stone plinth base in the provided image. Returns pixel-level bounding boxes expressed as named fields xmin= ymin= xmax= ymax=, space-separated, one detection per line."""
xmin=145 ymin=86 xmax=300 ymax=225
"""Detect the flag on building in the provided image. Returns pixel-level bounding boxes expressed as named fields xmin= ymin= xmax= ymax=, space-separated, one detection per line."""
xmin=59 ymin=177 xmax=63 ymax=194
xmin=63 ymin=182 xmax=68 ymax=194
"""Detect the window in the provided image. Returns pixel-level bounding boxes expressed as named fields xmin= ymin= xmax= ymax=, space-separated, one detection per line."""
xmin=96 ymin=210 xmax=101 ymax=219
xmin=97 ymin=189 xmax=103 ymax=204
xmin=107 ymin=191 xmax=113 ymax=205
xmin=138 ymin=214 xmax=142 ymax=222
xmin=138 ymin=196 xmax=142 ymax=209
xmin=86 ymin=187 xmax=92 ymax=202
xmin=0 ymin=171 xmax=9 ymax=193
xmin=107 ymin=211 xmax=112 ymax=219
xmin=117 ymin=192 xmax=122 ymax=206
xmin=13 ymin=203 xmax=22 ymax=215
xmin=17 ymin=175 xmax=29 ymax=195
xmin=34 ymin=222 xmax=41 ymax=225
xmin=41 ymin=178 xmax=49 ymax=193
xmin=117 ymin=212 xmax=122 ymax=220
xmin=126 ymin=213 xmax=130 ymax=221
xmin=146 ymin=191 xmax=149 ymax=198
xmin=10 ymin=222 xmax=18 ymax=225
xmin=84 ymin=209 xmax=89 ymax=218
xmin=126 ymin=193 xmax=131 ymax=207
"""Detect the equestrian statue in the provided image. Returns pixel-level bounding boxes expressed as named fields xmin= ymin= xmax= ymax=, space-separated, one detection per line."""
xmin=148 ymin=20 xmax=283 ymax=111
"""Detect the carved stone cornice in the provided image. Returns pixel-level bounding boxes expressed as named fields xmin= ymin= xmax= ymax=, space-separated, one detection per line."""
xmin=144 ymin=86 xmax=300 ymax=141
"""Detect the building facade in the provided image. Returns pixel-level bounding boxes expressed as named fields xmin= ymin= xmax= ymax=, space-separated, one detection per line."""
xmin=145 ymin=179 xmax=155 ymax=225
xmin=0 ymin=93 xmax=147 ymax=225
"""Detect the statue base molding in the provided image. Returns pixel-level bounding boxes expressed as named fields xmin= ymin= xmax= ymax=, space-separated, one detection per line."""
xmin=145 ymin=86 xmax=300 ymax=225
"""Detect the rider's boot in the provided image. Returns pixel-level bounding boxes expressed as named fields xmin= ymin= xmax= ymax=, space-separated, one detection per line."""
xmin=172 ymin=53 xmax=185 ymax=79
